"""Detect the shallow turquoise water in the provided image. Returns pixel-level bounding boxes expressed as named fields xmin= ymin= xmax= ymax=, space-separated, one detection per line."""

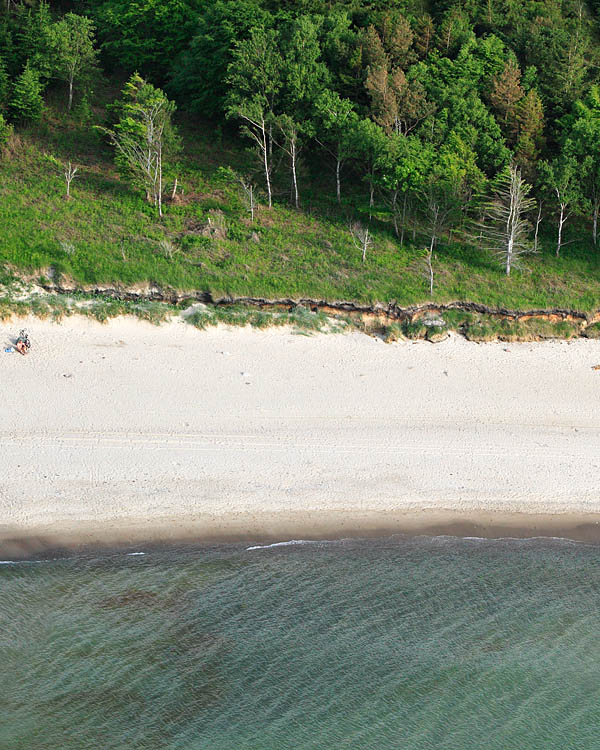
xmin=2 ymin=536 xmax=600 ymax=749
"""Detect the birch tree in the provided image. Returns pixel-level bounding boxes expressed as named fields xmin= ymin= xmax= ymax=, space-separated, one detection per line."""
xmin=99 ymin=74 xmax=178 ymax=217
xmin=539 ymin=155 xmax=582 ymax=256
xmin=313 ymin=90 xmax=357 ymax=204
xmin=238 ymin=176 xmax=256 ymax=222
xmin=350 ymin=222 xmax=373 ymax=263
xmin=476 ymin=164 xmax=535 ymax=276
xmin=420 ymin=171 xmax=462 ymax=260
xmin=423 ymin=245 xmax=435 ymax=294
xmin=276 ymin=114 xmax=301 ymax=208
xmin=50 ymin=13 xmax=98 ymax=111
xmin=64 ymin=161 xmax=78 ymax=199
xmin=226 ymin=27 xmax=282 ymax=209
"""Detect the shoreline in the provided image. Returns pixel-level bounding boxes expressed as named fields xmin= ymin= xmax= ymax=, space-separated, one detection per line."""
xmin=2 ymin=315 xmax=599 ymax=560
xmin=3 ymin=509 xmax=600 ymax=559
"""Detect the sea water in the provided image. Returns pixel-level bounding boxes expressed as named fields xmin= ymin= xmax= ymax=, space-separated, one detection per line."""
xmin=2 ymin=535 xmax=600 ymax=749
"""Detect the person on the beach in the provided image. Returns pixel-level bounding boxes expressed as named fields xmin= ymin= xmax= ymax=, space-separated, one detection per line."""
xmin=15 ymin=330 xmax=30 ymax=356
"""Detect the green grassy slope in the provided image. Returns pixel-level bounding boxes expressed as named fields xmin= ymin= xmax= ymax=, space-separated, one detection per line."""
xmin=2 ymin=106 xmax=600 ymax=313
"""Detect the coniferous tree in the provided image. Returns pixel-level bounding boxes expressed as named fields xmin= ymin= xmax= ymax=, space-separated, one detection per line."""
xmin=13 ymin=1 xmax=53 ymax=81
xmin=0 ymin=113 xmax=12 ymax=148
xmin=379 ymin=11 xmax=413 ymax=69
xmin=514 ymin=89 xmax=544 ymax=175
xmin=489 ymin=59 xmax=523 ymax=129
xmin=10 ymin=62 xmax=44 ymax=122
xmin=414 ymin=14 xmax=434 ymax=59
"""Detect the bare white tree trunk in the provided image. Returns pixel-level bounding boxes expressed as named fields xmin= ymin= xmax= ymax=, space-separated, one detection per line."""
xmin=100 ymin=95 xmax=173 ymax=217
xmin=533 ymin=201 xmax=543 ymax=253
xmin=400 ymin=193 xmax=407 ymax=245
xmin=506 ymin=235 xmax=513 ymax=276
xmin=239 ymin=177 xmax=256 ymax=222
xmin=171 ymin=177 xmax=178 ymax=200
xmin=290 ymin=136 xmax=299 ymax=209
xmin=556 ymin=200 xmax=566 ymax=257
xmin=426 ymin=239 xmax=434 ymax=295
xmin=261 ymin=121 xmax=272 ymax=209
xmin=391 ymin=189 xmax=399 ymax=238
xmin=350 ymin=222 xmax=373 ymax=263
xmin=157 ymin=142 xmax=163 ymax=217
xmin=336 ymin=154 xmax=341 ymax=204
xmin=477 ymin=164 xmax=535 ymax=275
xmin=593 ymin=201 xmax=598 ymax=246
xmin=428 ymin=202 xmax=440 ymax=255
xmin=64 ymin=161 xmax=78 ymax=199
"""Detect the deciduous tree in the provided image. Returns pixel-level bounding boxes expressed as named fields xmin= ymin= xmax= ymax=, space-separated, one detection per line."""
xmin=313 ymin=89 xmax=358 ymax=203
xmin=539 ymin=155 xmax=583 ymax=256
xmin=50 ymin=13 xmax=98 ymax=111
xmin=100 ymin=73 xmax=179 ymax=217
xmin=226 ymin=27 xmax=282 ymax=208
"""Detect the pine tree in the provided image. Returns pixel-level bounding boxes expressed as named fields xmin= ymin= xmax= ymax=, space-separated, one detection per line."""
xmin=0 ymin=113 xmax=12 ymax=148
xmin=490 ymin=59 xmax=523 ymax=128
xmin=435 ymin=8 xmax=472 ymax=56
xmin=379 ymin=12 xmax=413 ymax=68
xmin=361 ymin=25 xmax=387 ymax=72
xmin=414 ymin=14 xmax=434 ymax=59
xmin=514 ymin=89 xmax=545 ymax=174
xmin=10 ymin=62 xmax=44 ymax=122
xmin=13 ymin=1 xmax=54 ymax=81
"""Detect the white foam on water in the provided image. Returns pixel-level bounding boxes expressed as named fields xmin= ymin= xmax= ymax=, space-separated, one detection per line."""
xmin=126 ymin=552 xmax=146 ymax=556
xmin=0 ymin=559 xmax=49 ymax=565
xmin=246 ymin=539 xmax=320 ymax=551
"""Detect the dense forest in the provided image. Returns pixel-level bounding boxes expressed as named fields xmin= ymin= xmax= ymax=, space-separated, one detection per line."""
xmin=2 ymin=0 xmax=600 ymax=314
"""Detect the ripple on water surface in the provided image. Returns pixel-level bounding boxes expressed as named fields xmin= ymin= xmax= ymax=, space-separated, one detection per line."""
xmin=2 ymin=535 xmax=600 ymax=749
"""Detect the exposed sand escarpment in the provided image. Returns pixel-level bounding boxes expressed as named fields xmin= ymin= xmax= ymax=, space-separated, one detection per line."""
xmin=1 ymin=316 xmax=599 ymax=556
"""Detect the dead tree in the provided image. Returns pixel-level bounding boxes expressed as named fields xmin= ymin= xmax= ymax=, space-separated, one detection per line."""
xmin=350 ymin=222 xmax=373 ymax=263
xmin=476 ymin=164 xmax=535 ymax=276
xmin=64 ymin=161 xmax=78 ymax=199
xmin=424 ymin=245 xmax=434 ymax=295
xmin=533 ymin=201 xmax=543 ymax=253
xmin=421 ymin=178 xmax=458 ymax=260
xmin=239 ymin=176 xmax=256 ymax=222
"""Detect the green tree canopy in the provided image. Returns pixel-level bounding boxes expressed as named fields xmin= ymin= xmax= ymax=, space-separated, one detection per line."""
xmin=10 ymin=62 xmax=44 ymax=123
xmin=50 ymin=13 xmax=98 ymax=111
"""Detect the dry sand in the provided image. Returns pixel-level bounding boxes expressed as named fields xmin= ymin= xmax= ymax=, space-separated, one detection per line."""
xmin=1 ymin=314 xmax=600 ymax=556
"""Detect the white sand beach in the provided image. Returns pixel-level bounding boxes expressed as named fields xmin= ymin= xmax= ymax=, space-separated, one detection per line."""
xmin=1 ymin=314 xmax=600 ymax=555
